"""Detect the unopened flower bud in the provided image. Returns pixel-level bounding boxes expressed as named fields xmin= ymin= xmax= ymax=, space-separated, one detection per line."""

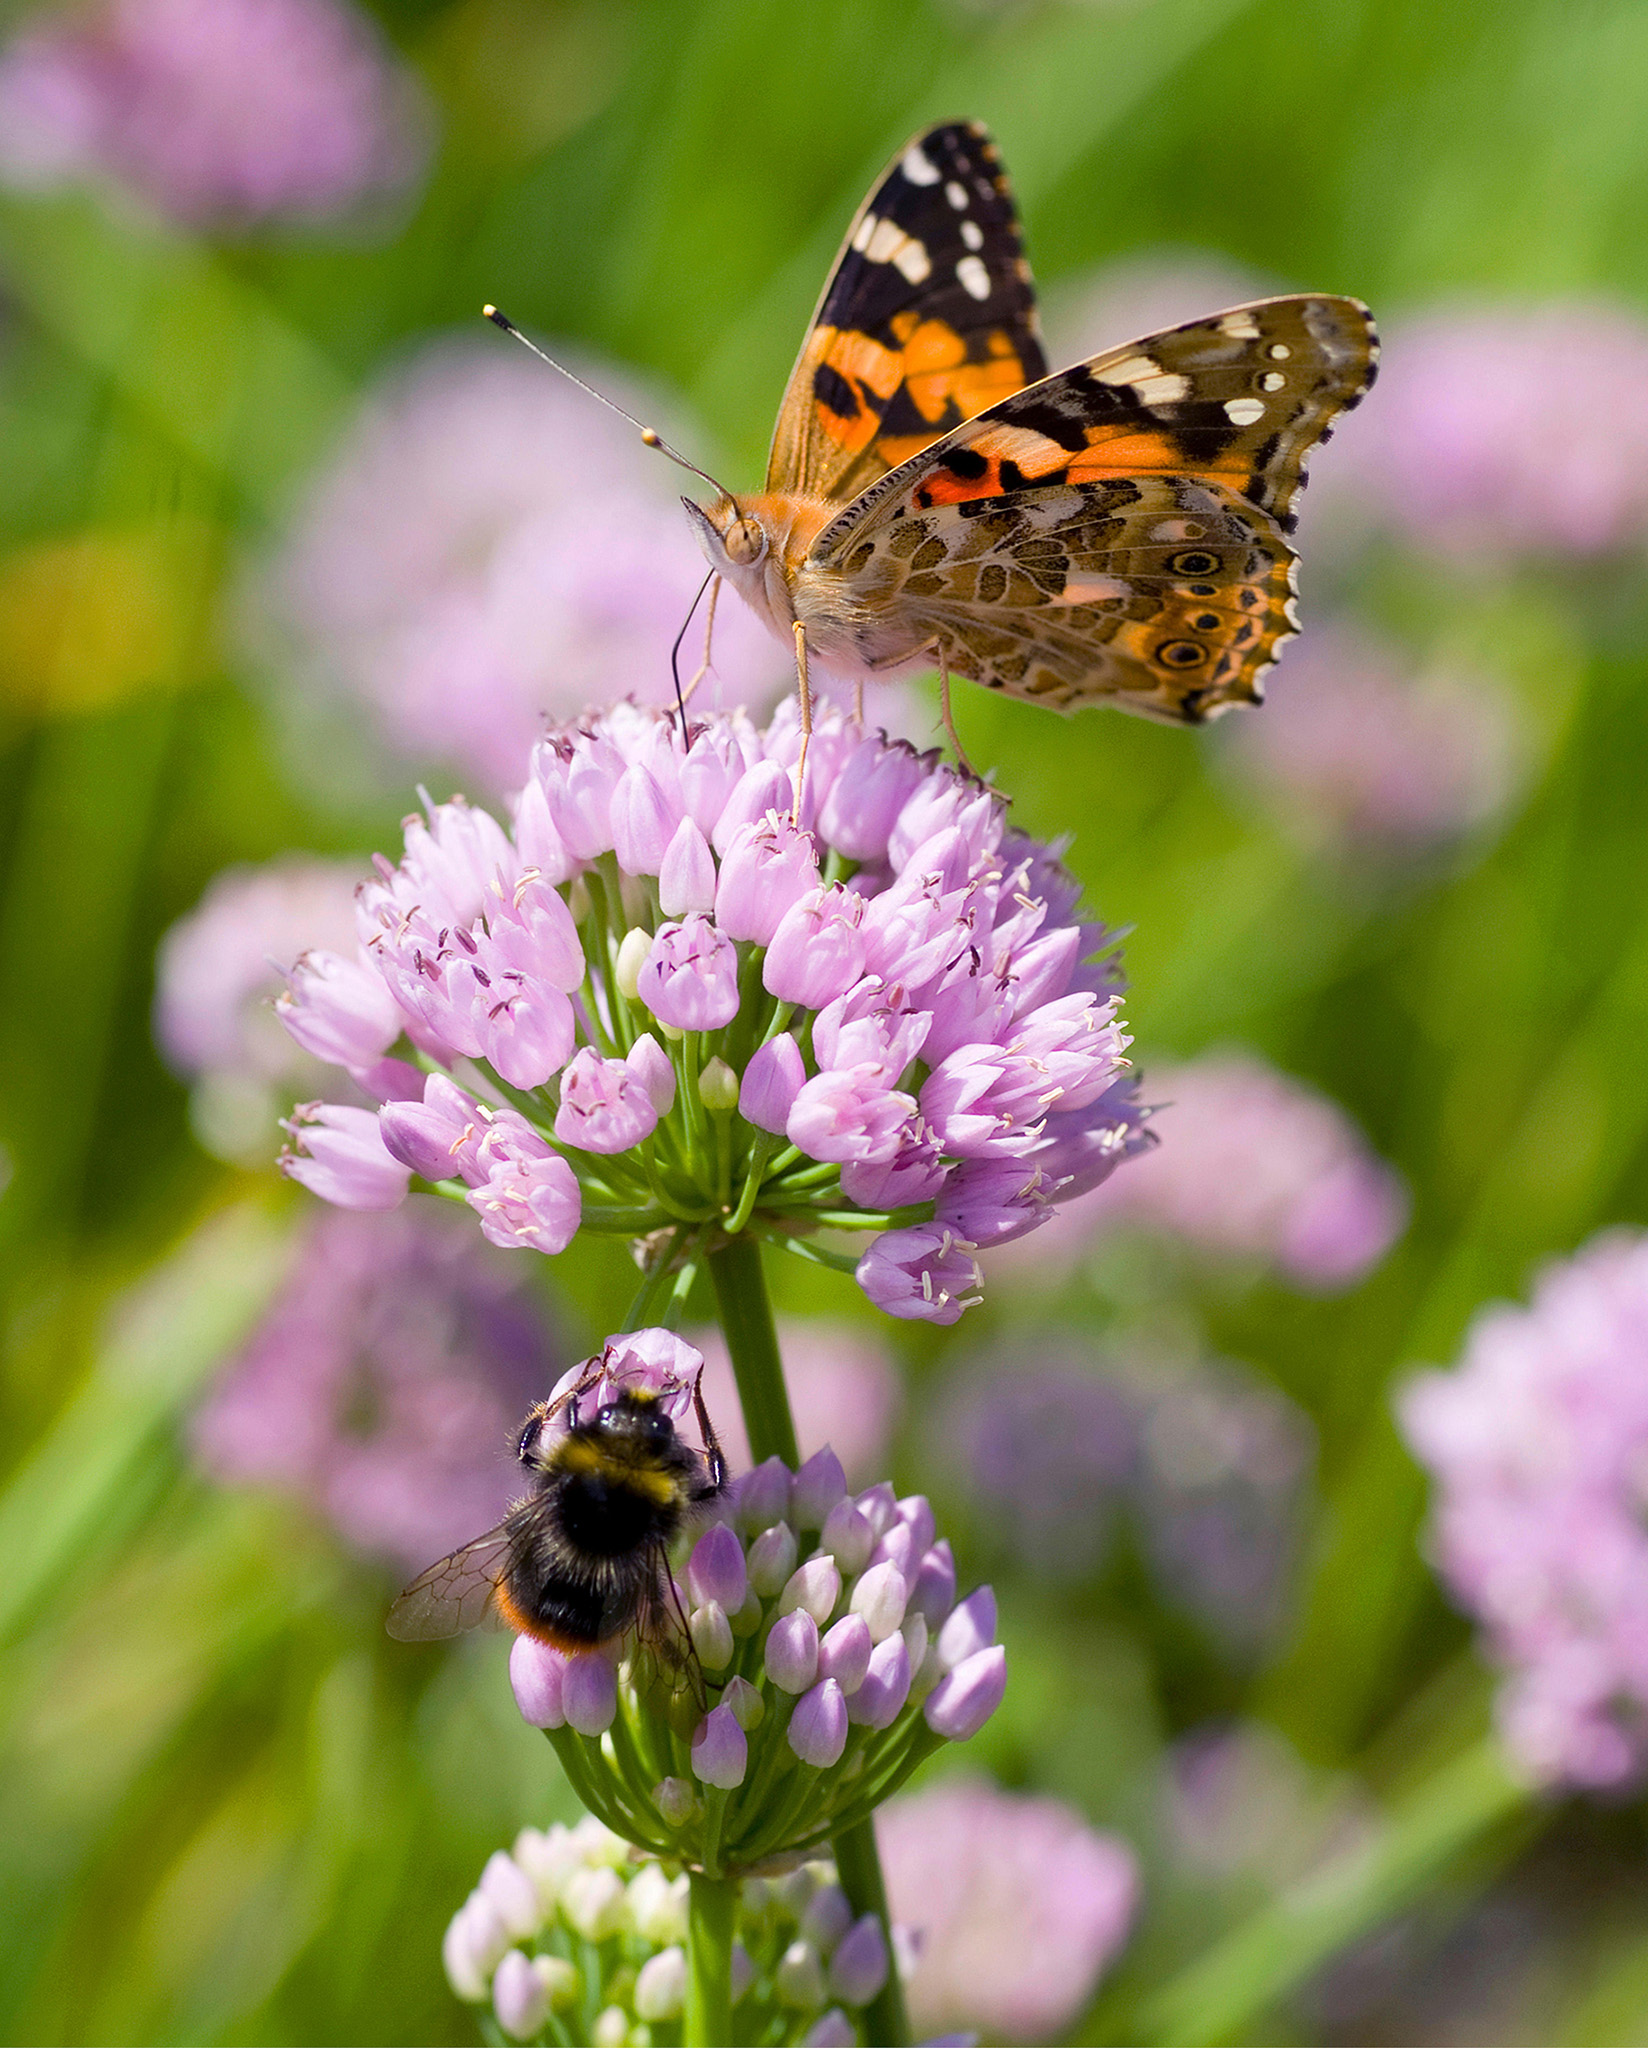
xmin=659 ymin=816 xmax=717 ymax=916
xmin=699 ymin=1055 xmax=740 ymax=1113
xmin=731 ymin=1942 xmax=756 ymax=2003
xmin=923 ymin=1642 xmax=1008 ymax=1740
xmin=509 ymin=1634 xmax=567 ymax=1728
xmin=478 ymin=1851 xmax=541 ymax=1940
xmin=788 ymin=1678 xmax=849 ymax=1767
xmin=634 ymin=1945 xmax=688 ymax=2022
xmin=626 ymin=1031 xmax=676 ymax=1114
xmin=936 ymin=1585 xmax=996 ymax=1670
xmin=801 ymin=1883 xmax=853 ymax=1952
xmin=562 ymin=1652 xmax=618 ymax=1734
xmin=803 ymin=2010 xmax=857 ymax=2048
xmin=730 ymin=1586 xmax=766 ymax=1637
xmin=593 ymin=2005 xmax=628 ymax=2048
xmin=870 ymin=1520 xmax=917 ymax=1576
xmin=722 ymin=1673 xmax=766 ymax=1729
xmin=896 ymin=1494 xmax=936 ymax=1553
xmin=791 ymin=1446 xmax=848 ymax=1529
xmin=691 ymin=1702 xmax=748 ymax=1788
xmin=443 ymin=1894 xmax=507 ymax=2001
xmin=654 ymin=1776 xmax=697 ymax=1827
xmin=847 ymin=1629 xmax=911 ymax=1729
xmin=817 ymin=1612 xmax=874 ymax=1694
xmin=776 ymin=1937 xmax=827 ymax=2010
xmin=848 ymin=1560 xmax=908 ymax=1642
xmin=738 ymin=1456 xmax=792 ymax=1534
xmin=901 ymin=1612 xmax=928 ymax=1672
xmin=747 ymin=1520 xmax=799 ymax=1596
xmin=855 ymin=1482 xmax=898 ymax=1537
xmin=493 ymin=1949 xmax=574 ymax=2039
xmin=562 ymin=1864 xmax=628 ymax=1941
xmin=615 ymin=926 xmax=650 ymax=999
xmin=908 ymin=1540 xmax=957 ymax=1628
xmin=778 ymin=1555 xmax=842 ymax=1627
xmin=629 ymin=1864 xmax=690 ymax=1946
xmin=740 ymin=1031 xmax=806 ymax=1134
xmin=765 ymin=1608 xmax=820 ymax=1693
xmin=689 ymin=1600 xmax=734 ymax=1670
xmin=828 ymin=1914 xmax=890 ymax=2005
xmin=687 ymin=1522 xmax=747 ymax=1612
xmin=820 ymin=1498 xmax=875 ymax=1575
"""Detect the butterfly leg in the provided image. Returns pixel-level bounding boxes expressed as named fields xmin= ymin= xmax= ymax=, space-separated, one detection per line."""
xmin=934 ymin=642 xmax=976 ymax=780
xmin=681 ymin=574 xmax=721 ymax=708
xmin=791 ymin=619 xmax=813 ymax=825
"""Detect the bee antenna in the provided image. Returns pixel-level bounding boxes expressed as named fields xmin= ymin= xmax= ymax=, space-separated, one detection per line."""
xmin=482 ymin=306 xmax=733 ymax=500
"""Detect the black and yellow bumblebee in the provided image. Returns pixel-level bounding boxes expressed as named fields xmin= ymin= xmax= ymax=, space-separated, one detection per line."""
xmin=387 ymin=1356 xmax=727 ymax=1656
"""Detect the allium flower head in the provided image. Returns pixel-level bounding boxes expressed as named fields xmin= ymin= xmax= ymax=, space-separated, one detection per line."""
xmin=154 ymin=855 xmax=363 ymax=1161
xmin=995 ymin=1047 xmax=1405 ymax=1293
xmin=445 ymin=1823 xmax=891 ymax=2045
xmin=191 ymin=1199 xmax=561 ymax=1573
xmin=276 ymin=700 xmax=1147 ymax=1322
xmin=0 ymin=0 xmax=429 ymax=229
xmin=878 ymin=1775 xmax=1138 ymax=2041
xmin=504 ymin=1366 xmax=1004 ymax=1871
xmin=1400 ymin=1229 xmax=1648 ymax=1788
xmin=1325 ymin=299 xmax=1648 ymax=561
xmin=249 ymin=343 xmax=783 ymax=792
xmin=1219 ymin=625 xmax=1524 ymax=854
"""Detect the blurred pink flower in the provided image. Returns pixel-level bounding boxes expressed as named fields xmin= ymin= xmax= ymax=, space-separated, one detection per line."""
xmin=878 ymin=1775 xmax=1138 ymax=2041
xmin=154 ymin=855 xmax=363 ymax=1162
xmin=1164 ymin=1720 xmax=1375 ymax=1888
xmin=1400 ymin=1229 xmax=1648 ymax=1789
xmin=991 ymin=1048 xmax=1406 ymax=1292
xmin=691 ymin=1318 xmax=902 ymax=1487
xmin=192 ymin=1198 xmax=562 ymax=1574
xmin=248 ymin=341 xmax=785 ymax=793
xmin=1327 ymin=300 xmax=1648 ymax=559
xmin=0 ymin=0 xmax=429 ymax=229
xmin=1220 ymin=624 xmax=1523 ymax=852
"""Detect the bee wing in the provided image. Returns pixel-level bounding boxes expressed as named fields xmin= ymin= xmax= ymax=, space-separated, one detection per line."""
xmin=386 ymin=1525 xmax=513 ymax=1641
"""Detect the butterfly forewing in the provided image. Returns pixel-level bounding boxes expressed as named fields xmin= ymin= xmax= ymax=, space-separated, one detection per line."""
xmin=385 ymin=1525 xmax=514 ymax=1641
xmin=766 ymin=120 xmax=1046 ymax=505
xmin=804 ymin=296 xmax=1377 ymax=722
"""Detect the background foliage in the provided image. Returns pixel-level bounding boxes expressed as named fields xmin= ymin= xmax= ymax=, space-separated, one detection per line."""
xmin=5 ymin=0 xmax=1648 ymax=2040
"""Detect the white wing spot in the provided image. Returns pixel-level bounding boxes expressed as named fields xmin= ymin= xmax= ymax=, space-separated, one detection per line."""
xmin=863 ymin=216 xmax=932 ymax=282
xmin=1267 ymin=342 xmax=1291 ymax=360
xmin=956 ymin=254 xmax=991 ymax=300
xmin=945 ymin=180 xmax=969 ymax=210
xmin=1098 ymin=354 xmax=1190 ymax=406
xmin=893 ymin=239 xmax=932 ymax=283
xmin=1259 ymin=371 xmax=1286 ymax=391
xmin=902 ymin=144 xmax=941 ymax=185
xmin=1219 ymin=311 xmax=1260 ymax=339
xmin=852 ymin=212 xmax=877 ymax=253
xmin=961 ymin=220 xmax=983 ymax=250
xmin=1224 ymin=397 xmax=1266 ymax=426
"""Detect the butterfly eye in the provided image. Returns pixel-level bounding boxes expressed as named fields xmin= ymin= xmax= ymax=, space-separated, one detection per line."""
xmin=723 ymin=516 xmax=768 ymax=567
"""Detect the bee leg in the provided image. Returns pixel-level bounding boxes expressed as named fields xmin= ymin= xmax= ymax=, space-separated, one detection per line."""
xmin=790 ymin=619 xmax=813 ymax=826
xmin=682 ymin=573 xmax=720 ymax=708
xmin=691 ymin=1366 xmax=729 ymax=1497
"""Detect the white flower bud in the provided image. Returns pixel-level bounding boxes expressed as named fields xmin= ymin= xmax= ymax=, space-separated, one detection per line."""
xmin=778 ymin=1555 xmax=842 ymax=1626
xmin=562 ymin=1865 xmax=627 ymax=1942
xmin=593 ymin=2005 xmax=629 ymax=2048
xmin=848 ymin=1560 xmax=908 ymax=1642
xmin=776 ymin=1937 xmax=827 ymax=2009
xmin=634 ymin=1945 xmax=688 ymax=2021
xmin=820 ymin=1498 xmax=875 ymax=1575
xmin=689 ymin=1599 xmax=735 ymax=1669
xmin=747 ymin=1520 xmax=799 ymax=1597
xmin=615 ymin=926 xmax=650 ymax=999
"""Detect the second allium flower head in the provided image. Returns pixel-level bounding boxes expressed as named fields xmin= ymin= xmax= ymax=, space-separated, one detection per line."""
xmin=276 ymin=699 xmax=1148 ymax=1319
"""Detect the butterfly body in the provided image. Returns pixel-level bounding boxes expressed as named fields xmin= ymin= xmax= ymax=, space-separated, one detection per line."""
xmin=687 ymin=121 xmax=1377 ymax=725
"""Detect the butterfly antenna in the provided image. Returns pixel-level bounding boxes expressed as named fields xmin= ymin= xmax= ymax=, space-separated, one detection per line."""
xmin=483 ymin=306 xmax=733 ymax=499
xmin=669 ymin=570 xmax=715 ymax=738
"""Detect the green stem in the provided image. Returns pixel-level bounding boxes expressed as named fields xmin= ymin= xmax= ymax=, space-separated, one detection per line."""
xmin=621 ymin=1229 xmax=690 ymax=1332
xmin=833 ymin=1812 xmax=912 ymax=2048
xmin=685 ymin=1871 xmax=736 ymax=2048
xmin=705 ymin=1235 xmax=798 ymax=1466
xmin=703 ymin=1232 xmax=909 ymax=2044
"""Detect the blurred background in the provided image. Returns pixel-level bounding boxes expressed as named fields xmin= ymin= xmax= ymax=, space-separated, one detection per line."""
xmin=5 ymin=0 xmax=1648 ymax=2040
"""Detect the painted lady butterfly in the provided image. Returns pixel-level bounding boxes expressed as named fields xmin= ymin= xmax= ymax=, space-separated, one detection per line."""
xmin=682 ymin=120 xmax=1377 ymax=726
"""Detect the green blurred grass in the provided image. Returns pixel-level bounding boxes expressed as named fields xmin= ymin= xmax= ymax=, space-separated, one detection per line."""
xmin=6 ymin=0 xmax=1648 ymax=2040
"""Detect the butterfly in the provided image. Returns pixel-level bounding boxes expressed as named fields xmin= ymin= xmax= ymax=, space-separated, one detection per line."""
xmin=681 ymin=120 xmax=1377 ymax=725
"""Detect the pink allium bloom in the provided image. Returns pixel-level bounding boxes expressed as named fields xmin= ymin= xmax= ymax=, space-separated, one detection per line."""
xmin=1327 ymin=300 xmax=1648 ymax=560
xmin=692 ymin=1318 xmax=903 ymax=1486
xmin=153 ymin=855 xmax=365 ymax=1161
xmin=1163 ymin=1720 xmax=1375 ymax=1889
xmin=248 ymin=343 xmax=783 ymax=792
xmin=879 ymin=1776 xmax=1138 ymax=2041
xmin=1220 ymin=624 xmax=1522 ymax=852
xmin=0 ymin=0 xmax=429 ymax=229
xmin=995 ymin=1048 xmax=1405 ymax=1292
xmin=191 ymin=1199 xmax=561 ymax=1573
xmin=275 ymin=701 xmax=1148 ymax=1319
xmin=1400 ymin=1229 xmax=1648 ymax=1789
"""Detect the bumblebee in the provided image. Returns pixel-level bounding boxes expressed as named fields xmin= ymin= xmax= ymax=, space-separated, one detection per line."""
xmin=386 ymin=1358 xmax=727 ymax=1655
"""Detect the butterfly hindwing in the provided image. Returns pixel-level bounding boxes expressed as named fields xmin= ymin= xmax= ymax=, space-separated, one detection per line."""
xmin=807 ymin=295 xmax=1377 ymax=722
xmin=766 ymin=120 xmax=1047 ymax=505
